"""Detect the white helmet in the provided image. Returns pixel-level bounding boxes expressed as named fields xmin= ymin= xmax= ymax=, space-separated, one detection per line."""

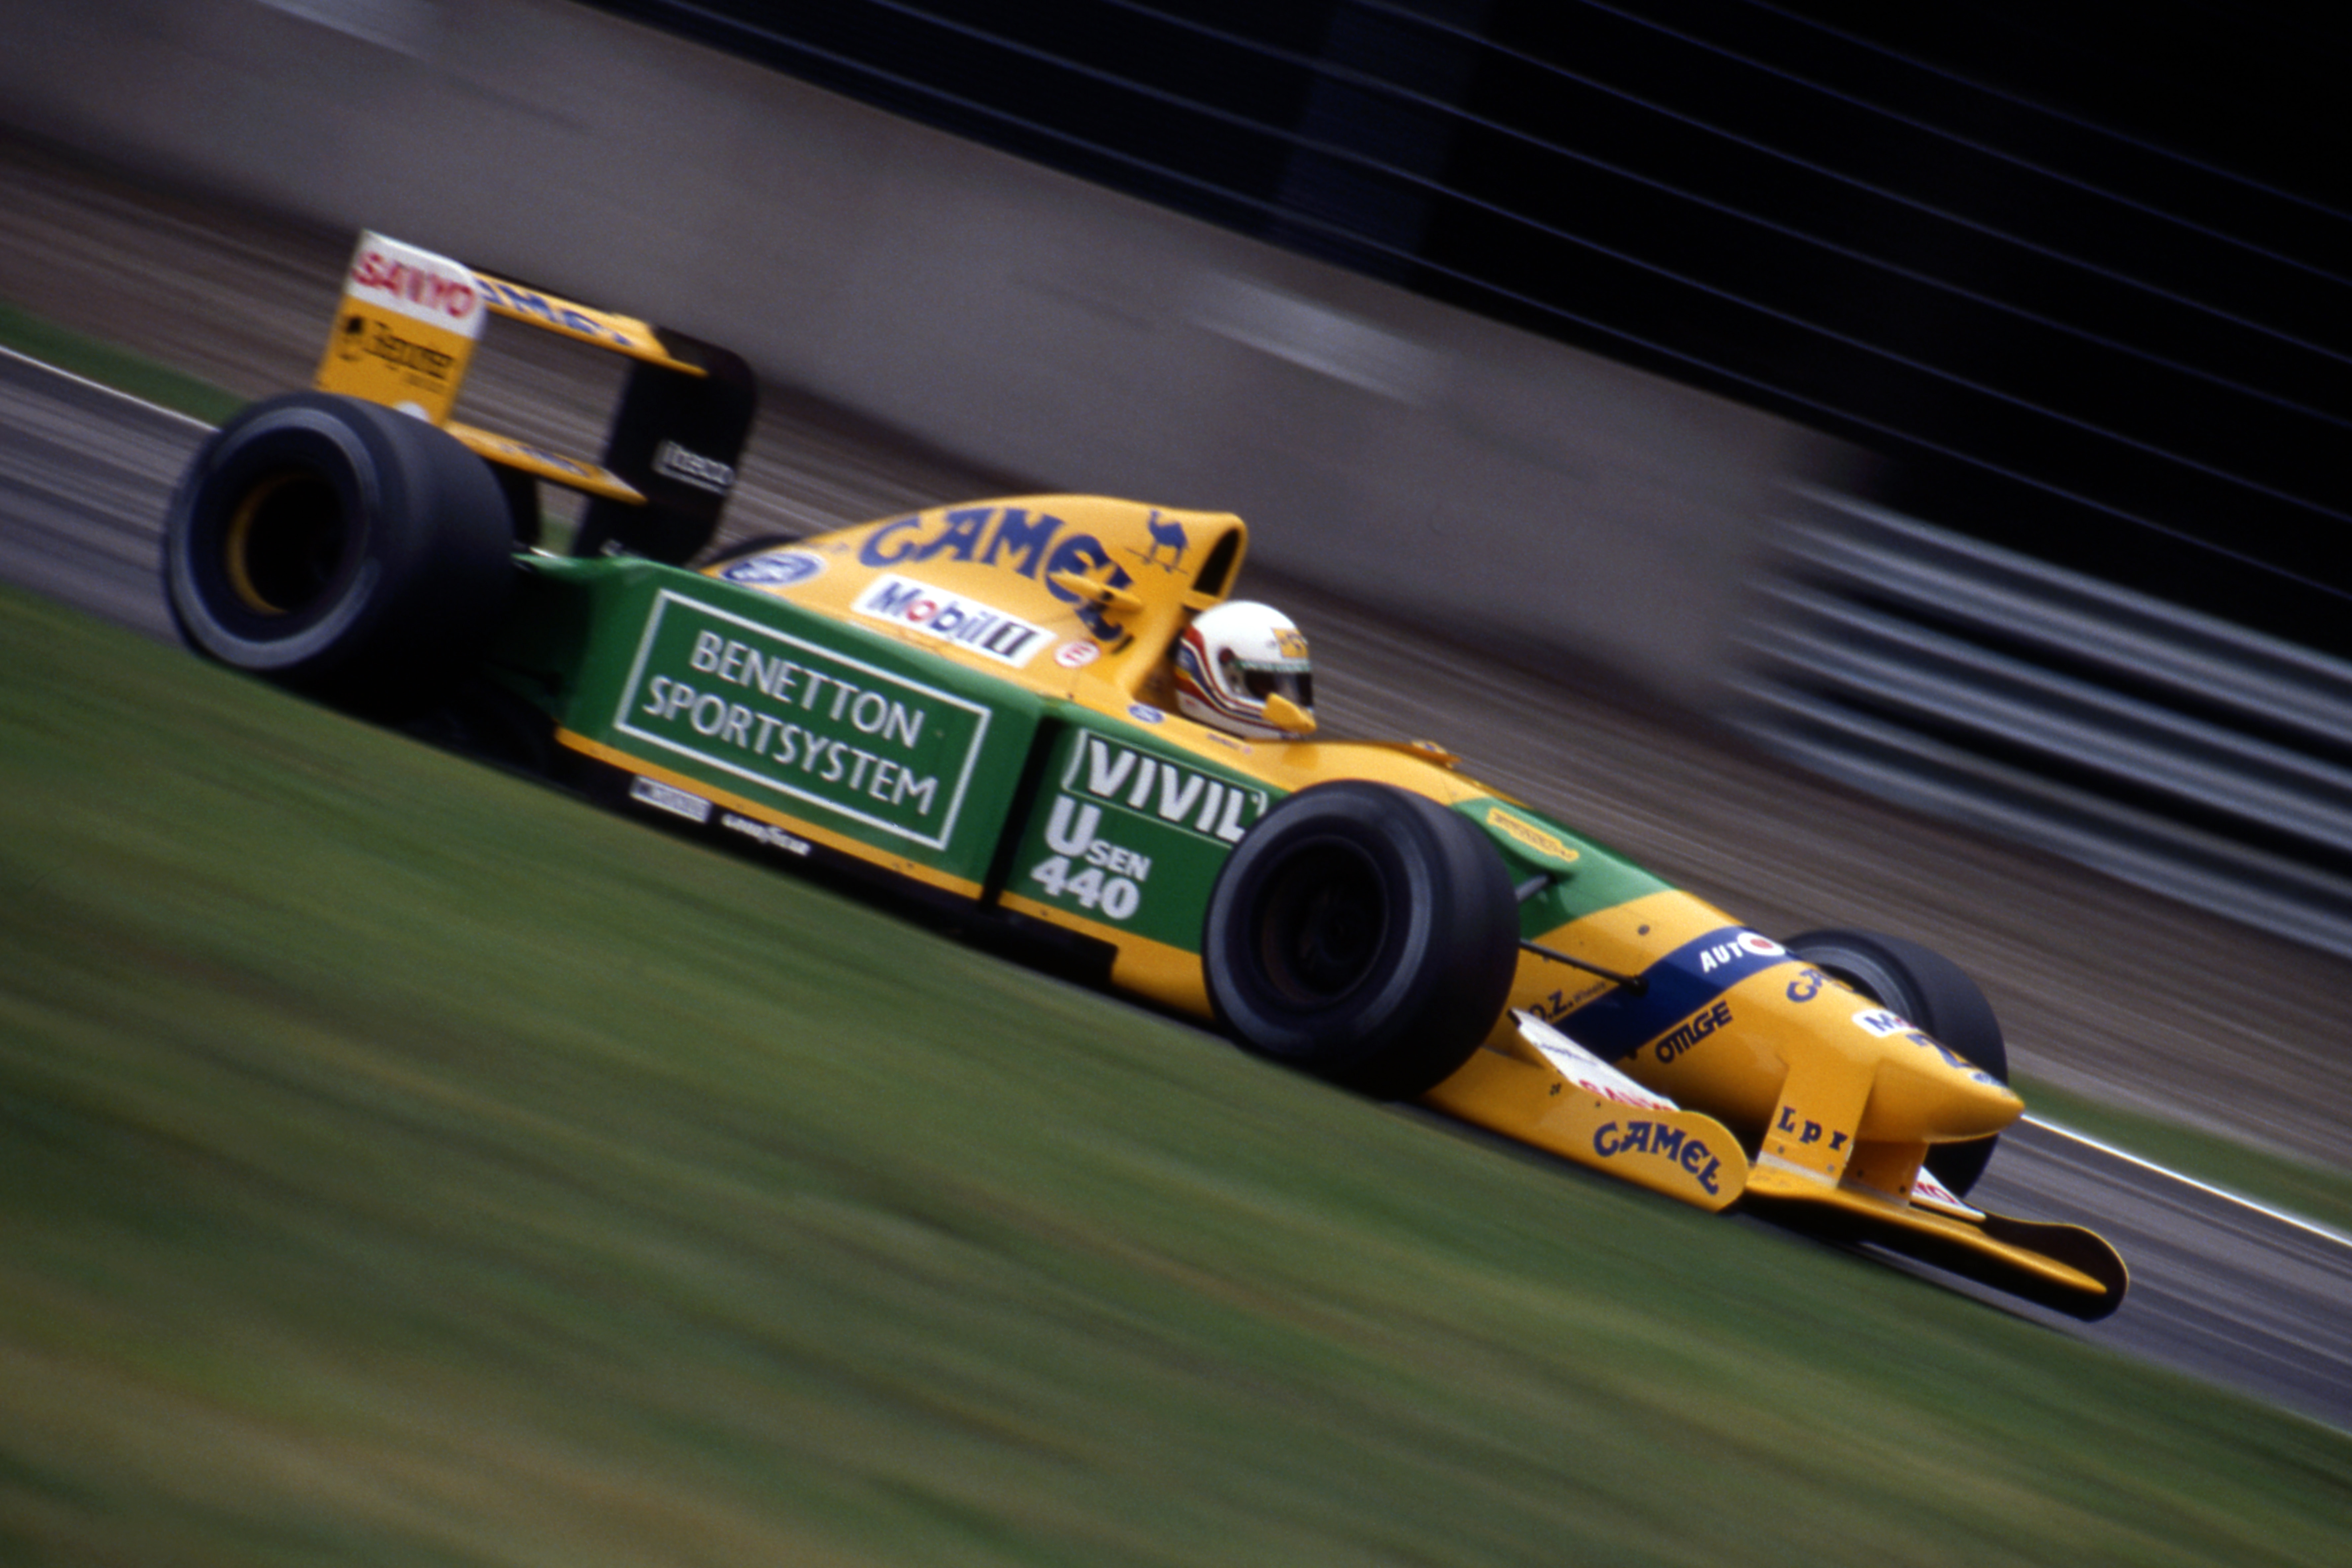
xmin=1173 ymin=600 xmax=1315 ymax=739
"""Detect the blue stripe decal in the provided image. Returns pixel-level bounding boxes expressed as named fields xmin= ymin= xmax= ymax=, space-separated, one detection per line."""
xmin=1560 ymin=927 xmax=1788 ymax=1061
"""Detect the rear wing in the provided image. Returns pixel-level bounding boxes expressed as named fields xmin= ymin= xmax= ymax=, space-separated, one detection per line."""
xmin=313 ymin=231 xmax=755 ymax=564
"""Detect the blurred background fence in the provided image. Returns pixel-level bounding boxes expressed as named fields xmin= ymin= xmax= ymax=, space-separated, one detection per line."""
xmin=562 ymin=0 xmax=2352 ymax=957
xmin=585 ymin=0 xmax=2352 ymax=952
xmin=1737 ymin=492 xmax=2352 ymax=960
xmin=594 ymin=0 xmax=2349 ymax=655
xmin=6 ymin=0 xmax=2349 ymax=953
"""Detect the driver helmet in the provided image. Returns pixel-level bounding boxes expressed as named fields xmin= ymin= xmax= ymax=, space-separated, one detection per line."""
xmin=1173 ymin=600 xmax=1315 ymax=739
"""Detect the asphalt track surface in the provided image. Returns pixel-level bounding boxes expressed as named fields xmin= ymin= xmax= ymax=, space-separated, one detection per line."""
xmin=2 ymin=145 xmax=2348 ymax=1435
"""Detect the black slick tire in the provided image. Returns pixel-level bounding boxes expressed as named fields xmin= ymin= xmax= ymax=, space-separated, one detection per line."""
xmin=161 ymin=391 xmax=516 ymax=714
xmin=1204 ymin=781 xmax=1519 ymax=1100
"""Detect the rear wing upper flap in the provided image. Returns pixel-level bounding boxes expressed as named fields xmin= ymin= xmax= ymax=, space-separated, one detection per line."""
xmin=312 ymin=231 xmax=755 ymax=564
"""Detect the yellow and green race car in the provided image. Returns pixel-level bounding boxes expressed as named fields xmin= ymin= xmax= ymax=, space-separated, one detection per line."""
xmin=159 ymin=233 xmax=2128 ymax=1320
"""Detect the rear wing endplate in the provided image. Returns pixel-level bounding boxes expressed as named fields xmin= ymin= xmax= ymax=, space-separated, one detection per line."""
xmin=312 ymin=231 xmax=754 ymax=563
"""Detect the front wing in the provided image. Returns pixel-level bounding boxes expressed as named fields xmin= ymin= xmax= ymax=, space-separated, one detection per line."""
xmin=1426 ymin=1015 xmax=2128 ymax=1319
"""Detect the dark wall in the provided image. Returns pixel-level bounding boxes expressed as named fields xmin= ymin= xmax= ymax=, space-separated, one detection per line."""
xmin=593 ymin=0 xmax=2350 ymax=650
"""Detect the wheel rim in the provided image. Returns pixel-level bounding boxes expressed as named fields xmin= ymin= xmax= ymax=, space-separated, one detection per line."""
xmin=1254 ymin=841 xmax=1390 ymax=1006
xmin=223 ymin=469 xmax=351 ymax=616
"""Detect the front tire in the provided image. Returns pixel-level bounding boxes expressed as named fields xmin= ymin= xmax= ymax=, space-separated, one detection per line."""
xmin=1784 ymin=928 xmax=2010 ymax=1197
xmin=162 ymin=392 xmax=516 ymax=714
xmin=1205 ymin=782 xmax=1519 ymax=1100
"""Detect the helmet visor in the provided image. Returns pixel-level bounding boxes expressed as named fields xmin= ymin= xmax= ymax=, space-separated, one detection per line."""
xmin=1239 ymin=664 xmax=1313 ymax=710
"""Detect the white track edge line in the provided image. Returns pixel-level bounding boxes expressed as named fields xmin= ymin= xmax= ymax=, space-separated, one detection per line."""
xmin=1 ymin=344 xmax=217 ymax=430
xmin=2026 ymin=1115 xmax=2352 ymax=1249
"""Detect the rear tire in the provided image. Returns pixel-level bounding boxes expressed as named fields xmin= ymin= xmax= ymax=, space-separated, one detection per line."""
xmin=162 ymin=392 xmax=515 ymax=714
xmin=1205 ymin=782 xmax=1519 ymax=1100
xmin=1784 ymin=928 xmax=2009 ymax=1197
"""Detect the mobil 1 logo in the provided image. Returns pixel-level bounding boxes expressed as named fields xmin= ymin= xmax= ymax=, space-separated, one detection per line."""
xmin=614 ymin=591 xmax=992 ymax=852
xmin=1019 ymin=732 xmax=1271 ymax=937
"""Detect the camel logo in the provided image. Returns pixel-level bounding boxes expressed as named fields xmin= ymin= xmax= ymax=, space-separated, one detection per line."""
xmin=1136 ymin=511 xmax=1188 ymax=572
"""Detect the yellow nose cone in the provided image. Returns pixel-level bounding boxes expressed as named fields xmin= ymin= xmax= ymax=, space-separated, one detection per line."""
xmin=1849 ymin=1007 xmax=2025 ymax=1145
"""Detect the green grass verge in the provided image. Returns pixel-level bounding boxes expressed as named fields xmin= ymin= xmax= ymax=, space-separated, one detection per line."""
xmin=5 ymin=589 xmax=2349 ymax=1565
xmin=0 ymin=300 xmax=241 ymax=425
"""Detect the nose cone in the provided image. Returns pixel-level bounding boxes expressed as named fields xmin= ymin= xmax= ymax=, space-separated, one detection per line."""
xmin=1853 ymin=1010 xmax=2025 ymax=1144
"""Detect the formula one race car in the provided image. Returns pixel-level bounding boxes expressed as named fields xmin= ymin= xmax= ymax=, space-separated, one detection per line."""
xmin=160 ymin=233 xmax=2128 ymax=1319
